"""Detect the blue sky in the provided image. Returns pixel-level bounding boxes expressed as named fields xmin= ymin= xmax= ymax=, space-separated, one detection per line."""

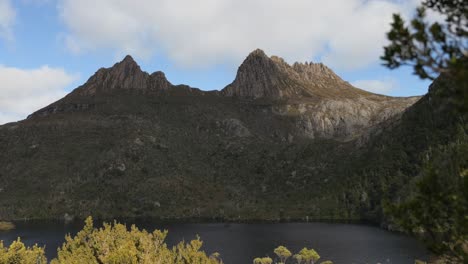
xmin=0 ymin=0 xmax=432 ymax=124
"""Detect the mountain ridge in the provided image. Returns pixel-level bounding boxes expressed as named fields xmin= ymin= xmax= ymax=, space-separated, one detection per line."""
xmin=222 ymin=48 xmax=372 ymax=99
xmin=28 ymin=49 xmax=419 ymax=141
xmin=34 ymin=49 xmax=414 ymax=100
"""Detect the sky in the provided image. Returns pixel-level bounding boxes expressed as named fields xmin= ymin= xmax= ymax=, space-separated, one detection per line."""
xmin=0 ymin=0 xmax=433 ymax=125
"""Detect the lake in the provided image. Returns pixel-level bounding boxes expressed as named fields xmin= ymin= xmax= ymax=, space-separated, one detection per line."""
xmin=0 ymin=221 xmax=429 ymax=263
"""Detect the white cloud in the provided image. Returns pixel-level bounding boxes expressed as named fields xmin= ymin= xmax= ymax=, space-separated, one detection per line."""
xmin=0 ymin=65 xmax=78 ymax=124
xmin=0 ymin=0 xmax=15 ymax=42
xmin=57 ymin=0 xmax=424 ymax=70
xmin=352 ymin=78 xmax=399 ymax=94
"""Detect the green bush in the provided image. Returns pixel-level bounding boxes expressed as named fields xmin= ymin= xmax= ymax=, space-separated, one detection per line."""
xmin=256 ymin=246 xmax=332 ymax=264
xmin=0 ymin=239 xmax=47 ymax=264
xmin=1 ymin=217 xmax=221 ymax=264
xmin=51 ymin=216 xmax=221 ymax=264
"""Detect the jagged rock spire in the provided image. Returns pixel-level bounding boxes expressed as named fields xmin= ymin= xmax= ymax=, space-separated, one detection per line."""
xmin=222 ymin=49 xmax=292 ymax=98
xmin=222 ymin=49 xmax=364 ymax=99
xmin=77 ymin=55 xmax=172 ymax=95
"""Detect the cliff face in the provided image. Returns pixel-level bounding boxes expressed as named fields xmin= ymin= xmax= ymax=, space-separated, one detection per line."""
xmin=78 ymin=55 xmax=172 ymax=95
xmin=221 ymin=49 xmax=418 ymax=139
xmin=0 ymin=49 xmax=440 ymax=222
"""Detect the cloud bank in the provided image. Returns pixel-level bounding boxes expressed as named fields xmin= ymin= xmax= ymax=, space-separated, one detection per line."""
xmin=0 ymin=65 xmax=78 ymax=124
xmin=58 ymin=0 xmax=421 ymax=70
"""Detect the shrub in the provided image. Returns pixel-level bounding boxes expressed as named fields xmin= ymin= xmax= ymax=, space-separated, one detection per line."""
xmin=0 ymin=238 xmax=47 ymax=264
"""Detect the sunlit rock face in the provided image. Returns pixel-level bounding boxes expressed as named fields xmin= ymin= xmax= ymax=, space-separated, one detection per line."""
xmin=223 ymin=49 xmax=419 ymax=139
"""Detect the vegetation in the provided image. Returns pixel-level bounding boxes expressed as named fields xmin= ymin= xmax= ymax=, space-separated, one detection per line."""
xmin=381 ymin=0 xmax=467 ymax=80
xmin=0 ymin=218 xmax=336 ymax=264
xmin=0 ymin=222 xmax=14 ymax=232
xmin=385 ymin=128 xmax=468 ymax=263
xmin=253 ymin=257 xmax=272 ymax=264
xmin=0 ymin=239 xmax=46 ymax=264
xmin=381 ymin=0 xmax=467 ymax=109
xmin=273 ymin=246 xmax=291 ymax=263
xmin=256 ymin=246 xmax=331 ymax=264
xmin=381 ymin=1 xmax=467 ymax=263
xmin=1 ymin=217 xmax=222 ymax=264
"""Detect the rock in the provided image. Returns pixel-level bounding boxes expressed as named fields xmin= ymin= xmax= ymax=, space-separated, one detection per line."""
xmin=222 ymin=49 xmax=367 ymax=100
xmin=70 ymin=55 xmax=172 ymax=95
xmin=63 ymin=213 xmax=74 ymax=223
xmin=221 ymin=118 xmax=252 ymax=137
xmin=134 ymin=138 xmax=144 ymax=146
xmin=116 ymin=163 xmax=126 ymax=172
xmin=222 ymin=49 xmax=292 ymax=98
xmin=148 ymin=136 xmax=157 ymax=143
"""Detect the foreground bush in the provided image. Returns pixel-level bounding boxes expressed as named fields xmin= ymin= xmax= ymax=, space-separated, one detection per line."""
xmin=51 ymin=217 xmax=221 ymax=264
xmin=255 ymin=246 xmax=331 ymax=264
xmin=0 ymin=239 xmax=46 ymax=264
xmin=1 ymin=217 xmax=221 ymax=264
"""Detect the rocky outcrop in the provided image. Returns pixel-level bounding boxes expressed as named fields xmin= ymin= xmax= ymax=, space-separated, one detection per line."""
xmin=218 ymin=118 xmax=252 ymax=138
xmin=222 ymin=49 xmax=296 ymax=98
xmin=222 ymin=49 xmax=371 ymax=99
xmin=221 ymin=49 xmax=419 ymax=139
xmin=76 ymin=55 xmax=172 ymax=95
xmin=277 ymin=97 xmax=420 ymax=139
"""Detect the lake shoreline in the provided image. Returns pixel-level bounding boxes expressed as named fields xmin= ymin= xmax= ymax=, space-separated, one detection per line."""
xmin=5 ymin=216 xmax=408 ymax=236
xmin=7 ymin=216 xmax=380 ymax=226
xmin=0 ymin=221 xmax=15 ymax=231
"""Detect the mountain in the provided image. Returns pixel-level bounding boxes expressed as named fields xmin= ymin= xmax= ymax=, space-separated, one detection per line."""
xmin=0 ymin=49 xmax=458 ymax=222
xmin=223 ymin=48 xmax=366 ymax=99
xmin=30 ymin=50 xmax=418 ymax=140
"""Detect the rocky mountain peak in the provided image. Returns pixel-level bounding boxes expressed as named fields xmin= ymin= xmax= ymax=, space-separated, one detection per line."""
xmin=75 ymin=55 xmax=172 ymax=95
xmin=222 ymin=49 xmax=296 ymax=98
xmin=222 ymin=49 xmax=357 ymax=99
xmin=292 ymin=62 xmax=343 ymax=84
xmin=122 ymin=54 xmax=137 ymax=64
xmin=247 ymin=48 xmax=269 ymax=58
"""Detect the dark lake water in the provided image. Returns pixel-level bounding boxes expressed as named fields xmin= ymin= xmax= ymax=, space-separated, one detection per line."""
xmin=0 ymin=221 xmax=429 ymax=263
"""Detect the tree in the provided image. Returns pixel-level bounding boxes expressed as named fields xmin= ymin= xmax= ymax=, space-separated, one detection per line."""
xmin=384 ymin=130 xmax=468 ymax=263
xmin=381 ymin=2 xmax=468 ymax=263
xmin=254 ymin=258 xmax=263 ymax=264
xmin=298 ymin=248 xmax=320 ymax=264
xmin=260 ymin=257 xmax=273 ymax=264
xmin=381 ymin=0 xmax=467 ymax=109
xmin=256 ymin=248 xmax=331 ymax=264
xmin=293 ymin=254 xmax=303 ymax=264
xmin=382 ymin=0 xmax=467 ymax=80
xmin=274 ymin=246 xmax=292 ymax=264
